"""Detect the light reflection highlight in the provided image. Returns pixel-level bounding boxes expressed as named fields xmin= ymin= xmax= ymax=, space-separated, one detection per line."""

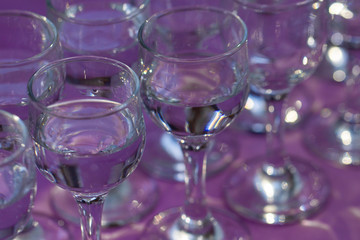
xmin=285 ymin=108 xmax=299 ymax=124
xmin=302 ymin=56 xmax=309 ymax=66
xmin=340 ymin=152 xmax=353 ymax=165
xmin=333 ymin=70 xmax=346 ymax=82
xmin=329 ymin=2 xmax=345 ymax=15
xmin=262 ymin=213 xmax=286 ymax=224
xmin=160 ymin=133 xmax=183 ymax=162
xmin=339 ymin=129 xmax=352 ymax=146
xmin=244 ymin=97 xmax=254 ymax=110
xmin=327 ymin=46 xmax=346 ymax=67
xmin=329 ymin=2 xmax=354 ymax=19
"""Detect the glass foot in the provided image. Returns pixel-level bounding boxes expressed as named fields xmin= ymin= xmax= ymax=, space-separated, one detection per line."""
xmin=140 ymin=119 xmax=239 ymax=182
xmin=141 ymin=207 xmax=250 ymax=240
xmin=304 ymin=107 xmax=360 ymax=166
xmin=224 ymin=156 xmax=330 ymax=225
xmin=50 ymin=170 xmax=159 ymax=227
xmin=68 ymin=222 xmax=144 ymax=240
xmin=15 ymin=212 xmax=72 ymax=240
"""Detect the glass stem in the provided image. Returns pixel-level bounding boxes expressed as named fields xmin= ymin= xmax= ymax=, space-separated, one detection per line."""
xmin=178 ymin=139 xmax=214 ymax=235
xmin=74 ymin=194 xmax=106 ymax=240
xmin=264 ymin=95 xmax=288 ymax=171
xmin=341 ymin=58 xmax=360 ymax=124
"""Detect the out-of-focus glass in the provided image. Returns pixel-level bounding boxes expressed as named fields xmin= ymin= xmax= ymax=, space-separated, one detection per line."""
xmin=0 ymin=10 xmax=61 ymax=120
xmin=224 ymin=0 xmax=330 ymax=225
xmin=0 ymin=110 xmax=36 ymax=239
xmin=46 ymin=0 xmax=149 ymax=67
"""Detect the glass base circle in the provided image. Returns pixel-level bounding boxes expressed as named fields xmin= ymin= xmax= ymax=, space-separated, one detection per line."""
xmin=304 ymin=108 xmax=360 ymax=166
xmin=49 ymin=170 xmax=159 ymax=227
xmin=224 ymin=156 xmax=330 ymax=225
xmin=69 ymin=222 xmax=144 ymax=240
xmin=141 ymin=207 xmax=250 ymax=240
xmin=15 ymin=212 xmax=72 ymax=240
xmin=140 ymin=123 xmax=239 ymax=182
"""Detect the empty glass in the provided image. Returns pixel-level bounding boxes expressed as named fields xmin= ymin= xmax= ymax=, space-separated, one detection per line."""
xmin=304 ymin=0 xmax=360 ymax=165
xmin=224 ymin=0 xmax=330 ymax=225
xmin=305 ymin=56 xmax=360 ymax=165
xmin=0 ymin=10 xmax=61 ymax=120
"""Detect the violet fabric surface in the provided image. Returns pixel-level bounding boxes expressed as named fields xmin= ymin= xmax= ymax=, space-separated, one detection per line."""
xmin=1 ymin=0 xmax=360 ymax=239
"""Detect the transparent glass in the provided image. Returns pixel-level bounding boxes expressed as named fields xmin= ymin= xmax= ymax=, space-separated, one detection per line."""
xmin=139 ymin=7 xmax=250 ymax=239
xmin=304 ymin=0 xmax=360 ymax=165
xmin=0 ymin=110 xmax=36 ymax=239
xmin=305 ymin=56 xmax=360 ymax=165
xmin=0 ymin=110 xmax=71 ymax=240
xmin=45 ymin=0 xmax=158 ymax=227
xmin=46 ymin=0 xmax=150 ymax=66
xmin=139 ymin=0 xmax=241 ymax=183
xmin=0 ymin=10 xmax=70 ymax=239
xmin=141 ymin=117 xmax=240 ymax=182
xmin=234 ymin=83 xmax=315 ymax=133
xmin=28 ymin=56 xmax=146 ymax=240
xmin=225 ymin=0 xmax=330 ymax=225
xmin=0 ymin=10 xmax=62 ymax=120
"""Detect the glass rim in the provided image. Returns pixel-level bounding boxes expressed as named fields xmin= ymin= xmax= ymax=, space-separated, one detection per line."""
xmin=46 ymin=0 xmax=150 ymax=26
xmin=0 ymin=110 xmax=29 ymax=167
xmin=28 ymin=56 xmax=140 ymax=120
xmin=0 ymin=10 xmax=59 ymax=67
xmin=234 ymin=0 xmax=323 ymax=12
xmin=138 ymin=6 xmax=248 ymax=64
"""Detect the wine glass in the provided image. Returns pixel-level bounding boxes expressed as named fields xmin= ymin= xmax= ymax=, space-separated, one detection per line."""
xmin=224 ymin=0 xmax=330 ymax=224
xmin=304 ymin=0 xmax=360 ymax=166
xmin=45 ymin=0 xmax=158 ymax=227
xmin=140 ymin=0 xmax=242 ymax=183
xmin=0 ymin=110 xmax=71 ymax=240
xmin=0 ymin=10 xmax=62 ymax=120
xmin=27 ymin=56 xmax=146 ymax=240
xmin=138 ymin=7 xmax=250 ymax=239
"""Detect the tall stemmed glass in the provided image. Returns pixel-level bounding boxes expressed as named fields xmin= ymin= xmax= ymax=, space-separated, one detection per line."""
xmin=28 ymin=56 xmax=146 ymax=240
xmin=225 ymin=0 xmax=330 ymax=224
xmin=140 ymin=0 xmax=242 ymax=183
xmin=45 ymin=0 xmax=157 ymax=227
xmin=139 ymin=7 xmax=250 ymax=239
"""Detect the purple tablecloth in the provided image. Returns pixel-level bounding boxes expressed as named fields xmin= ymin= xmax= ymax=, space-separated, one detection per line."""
xmin=2 ymin=0 xmax=360 ymax=239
